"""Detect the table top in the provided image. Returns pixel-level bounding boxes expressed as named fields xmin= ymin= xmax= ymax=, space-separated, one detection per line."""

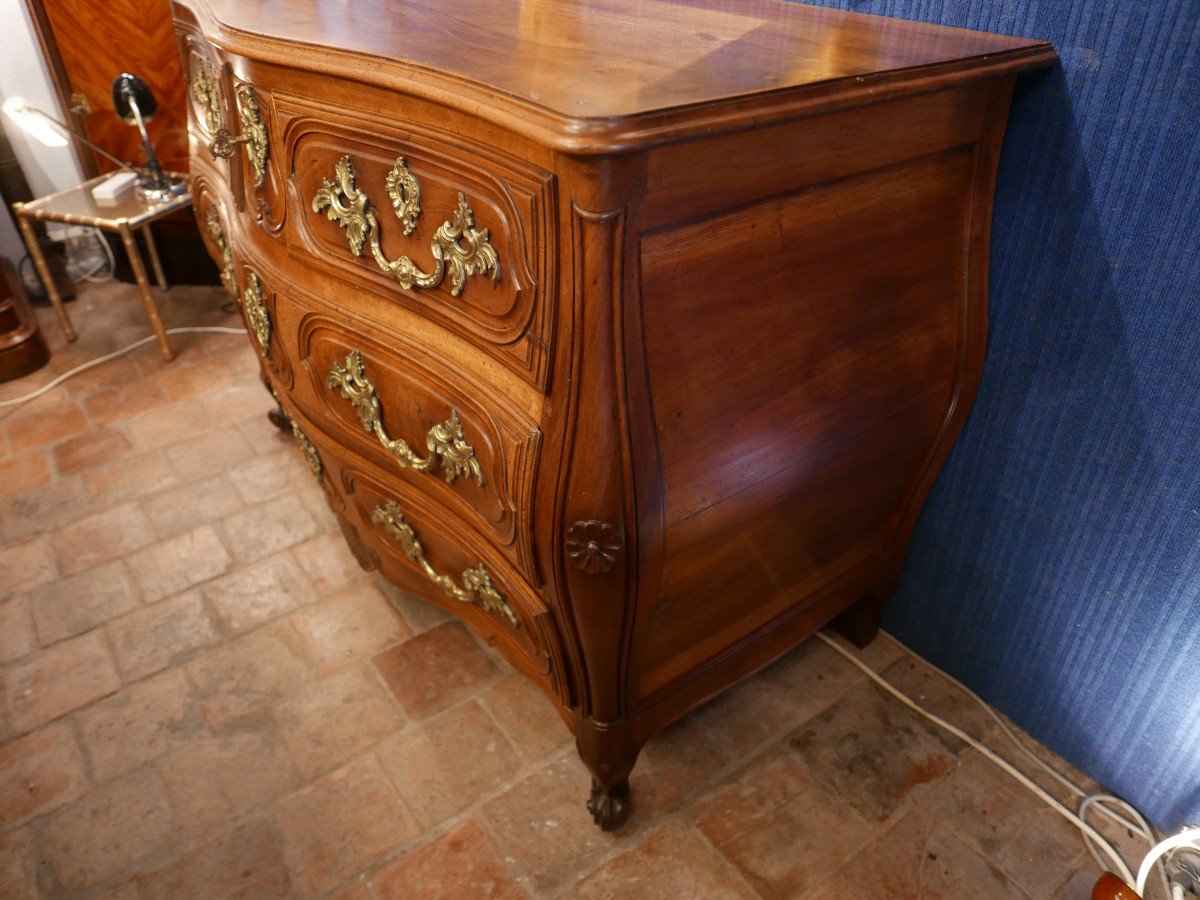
xmin=186 ymin=0 xmax=1055 ymax=133
xmin=15 ymin=172 xmax=192 ymax=230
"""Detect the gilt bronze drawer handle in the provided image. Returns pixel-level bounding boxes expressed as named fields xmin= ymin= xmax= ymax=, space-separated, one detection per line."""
xmin=326 ymin=349 xmax=483 ymax=486
xmin=242 ymin=270 xmax=271 ymax=356
xmin=311 ymin=154 xmax=501 ymax=297
xmin=372 ymin=500 xmax=518 ymax=626
xmin=208 ymin=86 xmax=268 ymax=188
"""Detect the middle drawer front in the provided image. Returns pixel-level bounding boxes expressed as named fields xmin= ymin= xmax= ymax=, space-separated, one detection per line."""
xmin=267 ymin=280 xmax=543 ymax=585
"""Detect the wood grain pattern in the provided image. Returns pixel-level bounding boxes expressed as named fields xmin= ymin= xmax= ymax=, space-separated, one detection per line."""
xmin=174 ymin=0 xmax=1055 ymax=831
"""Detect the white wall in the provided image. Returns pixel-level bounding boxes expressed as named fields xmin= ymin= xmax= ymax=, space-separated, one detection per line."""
xmin=0 ymin=0 xmax=84 ymax=264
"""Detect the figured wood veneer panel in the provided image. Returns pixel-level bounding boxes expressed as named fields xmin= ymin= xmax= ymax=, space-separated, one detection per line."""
xmin=644 ymin=85 xmax=988 ymax=228
xmin=639 ymin=148 xmax=975 ymax=696
xmin=41 ymin=0 xmax=189 ymax=173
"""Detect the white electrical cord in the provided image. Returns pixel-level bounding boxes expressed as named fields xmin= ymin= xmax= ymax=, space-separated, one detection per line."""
xmin=77 ymin=228 xmax=116 ymax=283
xmin=0 ymin=326 xmax=246 ymax=409
xmin=815 ymin=631 xmax=1140 ymax=886
xmin=1080 ymin=794 xmax=1171 ymax=898
xmin=881 ymin=633 xmax=1174 ymax=897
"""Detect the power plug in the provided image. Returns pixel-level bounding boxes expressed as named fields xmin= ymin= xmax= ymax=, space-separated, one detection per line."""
xmin=1168 ymin=845 xmax=1200 ymax=897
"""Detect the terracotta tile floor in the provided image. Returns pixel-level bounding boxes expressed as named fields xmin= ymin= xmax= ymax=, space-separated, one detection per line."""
xmin=0 ymin=282 xmax=1125 ymax=898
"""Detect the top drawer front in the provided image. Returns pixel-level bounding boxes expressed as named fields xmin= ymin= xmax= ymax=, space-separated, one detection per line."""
xmin=277 ymin=94 xmax=557 ymax=390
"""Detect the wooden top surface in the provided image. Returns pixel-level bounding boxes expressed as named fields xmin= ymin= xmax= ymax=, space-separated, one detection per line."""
xmin=181 ymin=0 xmax=1056 ymax=151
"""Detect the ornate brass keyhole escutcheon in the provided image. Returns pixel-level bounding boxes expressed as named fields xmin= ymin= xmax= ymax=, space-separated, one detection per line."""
xmin=242 ymin=270 xmax=271 ymax=356
xmin=208 ymin=86 xmax=268 ymax=188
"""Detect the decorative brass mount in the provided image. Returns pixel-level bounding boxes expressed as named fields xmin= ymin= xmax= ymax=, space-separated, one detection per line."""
xmin=371 ymin=500 xmax=517 ymax=626
xmin=68 ymin=92 xmax=92 ymax=120
xmin=208 ymin=86 xmax=268 ymax=188
xmin=242 ymin=270 xmax=271 ymax=356
xmin=311 ymin=154 xmax=500 ymax=297
xmin=189 ymin=59 xmax=221 ymax=132
xmin=204 ymin=207 xmax=235 ymax=296
xmin=289 ymin=419 xmax=323 ymax=478
xmin=326 ymin=350 xmax=483 ymax=485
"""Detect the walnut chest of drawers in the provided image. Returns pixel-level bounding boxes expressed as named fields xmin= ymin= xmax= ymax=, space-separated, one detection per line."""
xmin=172 ymin=0 xmax=1055 ymax=829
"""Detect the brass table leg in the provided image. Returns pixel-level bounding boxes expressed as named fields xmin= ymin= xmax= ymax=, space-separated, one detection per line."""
xmin=141 ymin=224 xmax=169 ymax=291
xmin=117 ymin=220 xmax=173 ymax=362
xmin=13 ymin=205 xmax=76 ymax=343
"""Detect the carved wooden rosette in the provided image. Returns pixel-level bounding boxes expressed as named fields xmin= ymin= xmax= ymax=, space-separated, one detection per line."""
xmin=550 ymin=200 xmax=640 ymax=832
xmin=566 ymin=520 xmax=624 ymax=574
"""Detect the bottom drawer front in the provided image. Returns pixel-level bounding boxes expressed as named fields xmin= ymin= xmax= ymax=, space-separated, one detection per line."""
xmin=293 ymin=415 xmax=571 ymax=706
xmin=369 ymin=498 xmax=518 ymax=628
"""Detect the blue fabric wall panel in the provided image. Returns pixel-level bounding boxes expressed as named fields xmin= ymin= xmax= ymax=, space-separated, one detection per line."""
xmin=793 ymin=0 xmax=1200 ymax=828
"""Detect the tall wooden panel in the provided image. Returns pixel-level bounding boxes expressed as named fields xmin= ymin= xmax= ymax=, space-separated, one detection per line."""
xmin=28 ymin=0 xmax=189 ymax=176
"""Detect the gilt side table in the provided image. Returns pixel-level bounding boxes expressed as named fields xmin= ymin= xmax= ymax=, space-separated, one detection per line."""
xmin=13 ymin=174 xmax=192 ymax=361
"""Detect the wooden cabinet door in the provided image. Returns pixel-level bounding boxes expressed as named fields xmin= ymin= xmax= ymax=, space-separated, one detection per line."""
xmin=26 ymin=0 xmax=189 ymax=176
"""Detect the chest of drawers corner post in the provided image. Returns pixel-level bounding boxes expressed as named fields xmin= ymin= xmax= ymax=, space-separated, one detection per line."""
xmin=172 ymin=0 xmax=1056 ymax=831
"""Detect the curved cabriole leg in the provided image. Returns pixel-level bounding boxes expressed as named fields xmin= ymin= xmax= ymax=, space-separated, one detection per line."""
xmin=576 ymin=718 xmax=639 ymax=831
xmin=258 ymin=371 xmax=290 ymax=433
xmin=266 ymin=402 xmax=290 ymax=433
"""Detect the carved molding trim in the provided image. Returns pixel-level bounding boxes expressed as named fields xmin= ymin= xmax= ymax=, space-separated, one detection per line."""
xmin=565 ymin=520 xmax=624 ymax=575
xmin=311 ymin=154 xmax=500 ymax=297
xmin=326 ymin=349 xmax=483 ymax=485
xmin=371 ymin=500 xmax=518 ymax=626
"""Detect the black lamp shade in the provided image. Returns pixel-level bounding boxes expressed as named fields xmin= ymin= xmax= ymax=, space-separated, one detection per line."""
xmin=111 ymin=73 xmax=157 ymax=123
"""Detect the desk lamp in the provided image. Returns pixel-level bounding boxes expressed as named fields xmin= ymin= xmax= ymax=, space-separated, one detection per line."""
xmin=110 ymin=73 xmax=174 ymax=201
xmin=2 ymin=73 xmax=178 ymax=203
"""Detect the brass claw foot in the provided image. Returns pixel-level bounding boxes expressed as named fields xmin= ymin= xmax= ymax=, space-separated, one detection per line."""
xmin=587 ymin=778 xmax=631 ymax=831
